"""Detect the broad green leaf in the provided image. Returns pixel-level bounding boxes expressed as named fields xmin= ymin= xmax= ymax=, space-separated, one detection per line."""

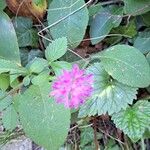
xmin=31 ymin=69 xmax=49 ymax=85
xmin=51 ymin=61 xmax=72 ymax=75
xmin=78 ymin=63 xmax=137 ymax=117
xmin=88 ymin=3 xmax=102 ymax=16
xmin=0 ymin=1 xmax=6 ymax=10
xmin=0 ymin=92 xmax=12 ymax=111
xmin=2 ymin=105 xmax=18 ymax=131
xmin=141 ymin=12 xmax=150 ymax=27
xmin=146 ymin=52 xmax=150 ymax=65
xmin=0 ymin=74 xmax=9 ymax=91
xmin=90 ymin=5 xmax=123 ymax=44
xmin=13 ymin=17 xmax=39 ymax=47
xmin=17 ymin=83 xmax=70 ymax=150
xmin=123 ymin=0 xmax=150 ymax=15
xmin=48 ymin=0 xmax=89 ymax=48
xmin=27 ymin=57 xmax=48 ymax=74
xmin=0 ymin=12 xmax=20 ymax=63
xmin=0 ymin=58 xmax=27 ymax=75
xmin=100 ymin=45 xmax=150 ymax=87
xmin=112 ymin=100 xmax=150 ymax=141
xmin=134 ymin=31 xmax=150 ymax=54
xmin=45 ymin=37 xmax=67 ymax=62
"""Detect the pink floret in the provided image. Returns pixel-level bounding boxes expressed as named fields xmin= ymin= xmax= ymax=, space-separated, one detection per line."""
xmin=50 ymin=64 xmax=93 ymax=109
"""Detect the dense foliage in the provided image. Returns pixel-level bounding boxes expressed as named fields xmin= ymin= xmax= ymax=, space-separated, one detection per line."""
xmin=0 ymin=0 xmax=150 ymax=149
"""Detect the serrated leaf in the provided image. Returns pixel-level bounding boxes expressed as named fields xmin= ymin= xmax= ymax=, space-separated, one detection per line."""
xmin=90 ymin=5 xmax=123 ymax=44
xmin=112 ymin=100 xmax=150 ymax=142
xmin=13 ymin=17 xmax=39 ymax=47
xmin=45 ymin=37 xmax=67 ymax=62
xmin=0 ymin=12 xmax=20 ymax=63
xmin=100 ymin=45 xmax=150 ymax=87
xmin=27 ymin=57 xmax=48 ymax=74
xmin=0 ymin=58 xmax=27 ymax=75
xmin=78 ymin=63 xmax=137 ymax=117
xmin=47 ymin=0 xmax=89 ymax=48
xmin=123 ymin=0 xmax=150 ymax=15
xmin=2 ymin=105 xmax=18 ymax=131
xmin=134 ymin=31 xmax=150 ymax=54
xmin=16 ymin=83 xmax=70 ymax=150
xmin=0 ymin=74 xmax=10 ymax=91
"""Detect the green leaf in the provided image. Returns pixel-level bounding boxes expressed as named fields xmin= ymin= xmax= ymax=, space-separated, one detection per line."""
xmin=0 ymin=12 xmax=20 ymax=63
xmin=123 ymin=0 xmax=150 ymax=15
xmin=80 ymin=127 xmax=94 ymax=148
xmin=45 ymin=37 xmax=67 ymax=62
xmin=100 ymin=45 xmax=150 ymax=87
xmin=78 ymin=63 xmax=137 ymax=117
xmin=90 ymin=5 xmax=123 ymax=44
xmin=80 ymin=126 xmax=102 ymax=148
xmin=13 ymin=17 xmax=39 ymax=47
xmin=146 ymin=52 xmax=150 ymax=65
xmin=0 ymin=74 xmax=10 ymax=91
xmin=17 ymin=83 xmax=70 ymax=150
xmin=105 ymin=20 xmax=137 ymax=45
xmin=2 ymin=105 xmax=18 ymax=131
xmin=0 ymin=58 xmax=27 ymax=75
xmin=0 ymin=92 xmax=12 ymax=111
xmin=88 ymin=3 xmax=102 ymax=16
xmin=51 ymin=61 xmax=72 ymax=76
xmin=27 ymin=57 xmax=48 ymax=74
xmin=0 ymin=1 xmax=6 ymax=10
xmin=47 ymin=0 xmax=89 ymax=48
xmin=134 ymin=31 xmax=150 ymax=54
xmin=10 ymin=73 xmax=20 ymax=88
xmin=20 ymin=48 xmax=44 ymax=67
xmin=31 ymin=69 xmax=49 ymax=85
xmin=33 ymin=0 xmax=46 ymax=6
xmin=112 ymin=100 xmax=150 ymax=142
xmin=23 ymin=76 xmax=30 ymax=86
xmin=60 ymin=50 xmax=80 ymax=63
xmin=141 ymin=12 xmax=150 ymax=27
xmin=105 ymin=139 xmax=120 ymax=150
xmin=114 ymin=20 xmax=137 ymax=38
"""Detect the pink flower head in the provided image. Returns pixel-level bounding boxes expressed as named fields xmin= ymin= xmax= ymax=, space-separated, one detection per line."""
xmin=50 ymin=64 xmax=93 ymax=109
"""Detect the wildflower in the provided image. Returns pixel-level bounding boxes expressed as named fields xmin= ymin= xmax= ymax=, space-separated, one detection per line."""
xmin=50 ymin=64 xmax=93 ymax=109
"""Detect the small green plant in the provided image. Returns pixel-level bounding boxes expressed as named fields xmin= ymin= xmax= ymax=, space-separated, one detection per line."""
xmin=0 ymin=0 xmax=150 ymax=149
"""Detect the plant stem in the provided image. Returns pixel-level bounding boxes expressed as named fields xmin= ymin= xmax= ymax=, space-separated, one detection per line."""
xmin=93 ymin=119 xmax=100 ymax=150
xmin=141 ymin=138 xmax=146 ymax=150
